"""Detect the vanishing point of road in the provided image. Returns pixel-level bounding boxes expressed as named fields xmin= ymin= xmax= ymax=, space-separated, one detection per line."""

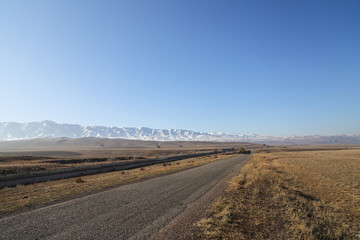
xmin=0 ymin=154 xmax=250 ymax=240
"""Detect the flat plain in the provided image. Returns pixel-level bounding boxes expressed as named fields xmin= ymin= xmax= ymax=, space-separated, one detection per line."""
xmin=0 ymin=138 xmax=257 ymax=216
xmin=0 ymin=137 xmax=259 ymax=174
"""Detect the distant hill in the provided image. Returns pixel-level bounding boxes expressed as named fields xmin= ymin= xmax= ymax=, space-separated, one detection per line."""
xmin=253 ymin=135 xmax=360 ymax=145
xmin=0 ymin=121 xmax=359 ymax=145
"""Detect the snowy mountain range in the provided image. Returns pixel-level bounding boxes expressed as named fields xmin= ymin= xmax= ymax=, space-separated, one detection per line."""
xmin=0 ymin=121 xmax=261 ymax=142
xmin=0 ymin=121 xmax=359 ymax=144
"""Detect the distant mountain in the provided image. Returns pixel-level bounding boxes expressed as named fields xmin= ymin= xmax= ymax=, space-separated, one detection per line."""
xmin=0 ymin=121 xmax=359 ymax=145
xmin=0 ymin=121 xmax=260 ymax=142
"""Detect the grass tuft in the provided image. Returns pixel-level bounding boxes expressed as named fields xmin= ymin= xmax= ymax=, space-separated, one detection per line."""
xmin=74 ymin=177 xmax=85 ymax=183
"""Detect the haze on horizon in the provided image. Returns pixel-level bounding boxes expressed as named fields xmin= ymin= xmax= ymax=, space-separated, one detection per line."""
xmin=1 ymin=0 xmax=359 ymax=137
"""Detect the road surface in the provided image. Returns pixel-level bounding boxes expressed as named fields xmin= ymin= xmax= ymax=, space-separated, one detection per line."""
xmin=0 ymin=154 xmax=250 ymax=240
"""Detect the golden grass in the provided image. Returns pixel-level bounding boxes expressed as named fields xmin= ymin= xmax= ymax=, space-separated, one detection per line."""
xmin=0 ymin=153 xmax=237 ymax=216
xmin=195 ymin=149 xmax=360 ymax=239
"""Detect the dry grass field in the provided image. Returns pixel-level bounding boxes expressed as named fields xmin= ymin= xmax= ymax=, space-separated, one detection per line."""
xmin=195 ymin=148 xmax=360 ymax=239
xmin=0 ymin=152 xmax=238 ymax=216
xmin=0 ymin=138 xmax=260 ymax=175
xmin=0 ymin=149 xmax=213 ymax=175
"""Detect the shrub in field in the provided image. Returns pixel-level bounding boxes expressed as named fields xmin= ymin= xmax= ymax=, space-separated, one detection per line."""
xmin=74 ymin=177 xmax=85 ymax=183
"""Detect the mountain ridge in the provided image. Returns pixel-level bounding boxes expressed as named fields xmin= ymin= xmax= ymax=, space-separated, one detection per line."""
xmin=0 ymin=121 xmax=359 ymax=145
xmin=0 ymin=121 xmax=262 ymax=142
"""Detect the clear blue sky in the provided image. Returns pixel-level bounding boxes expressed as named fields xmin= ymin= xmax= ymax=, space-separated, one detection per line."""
xmin=1 ymin=0 xmax=359 ymax=136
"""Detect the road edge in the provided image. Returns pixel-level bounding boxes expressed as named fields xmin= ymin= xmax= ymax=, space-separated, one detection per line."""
xmin=150 ymin=154 xmax=252 ymax=240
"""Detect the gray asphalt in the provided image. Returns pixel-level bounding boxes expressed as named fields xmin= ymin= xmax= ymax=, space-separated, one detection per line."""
xmin=0 ymin=155 xmax=249 ymax=240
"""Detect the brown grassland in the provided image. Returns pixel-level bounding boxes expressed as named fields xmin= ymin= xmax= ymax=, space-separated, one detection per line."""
xmin=0 ymin=149 xmax=217 ymax=175
xmin=195 ymin=148 xmax=360 ymax=239
xmin=0 ymin=153 xmax=238 ymax=216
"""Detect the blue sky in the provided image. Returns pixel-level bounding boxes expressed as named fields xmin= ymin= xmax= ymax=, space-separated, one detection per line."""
xmin=1 ymin=0 xmax=359 ymax=136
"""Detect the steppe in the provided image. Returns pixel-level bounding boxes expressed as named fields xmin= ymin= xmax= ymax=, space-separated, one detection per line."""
xmin=196 ymin=145 xmax=360 ymax=239
xmin=0 ymin=137 xmax=258 ymax=174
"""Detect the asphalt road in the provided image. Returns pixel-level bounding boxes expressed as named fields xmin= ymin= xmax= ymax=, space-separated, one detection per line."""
xmin=0 ymin=154 xmax=250 ymax=240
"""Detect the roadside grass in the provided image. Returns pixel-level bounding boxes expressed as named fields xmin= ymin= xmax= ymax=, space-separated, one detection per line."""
xmin=195 ymin=149 xmax=360 ymax=239
xmin=0 ymin=149 xmax=211 ymax=174
xmin=0 ymin=153 xmax=237 ymax=216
